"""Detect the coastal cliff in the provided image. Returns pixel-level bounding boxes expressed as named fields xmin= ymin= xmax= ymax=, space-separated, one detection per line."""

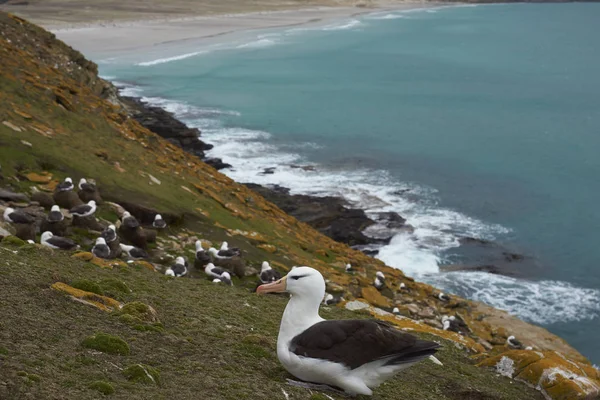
xmin=0 ymin=12 xmax=598 ymax=400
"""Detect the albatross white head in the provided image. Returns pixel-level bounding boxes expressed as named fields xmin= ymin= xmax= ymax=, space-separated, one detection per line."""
xmin=3 ymin=207 xmax=14 ymax=221
xmin=257 ymin=267 xmax=326 ymax=346
xmin=41 ymin=231 xmax=54 ymax=242
xmin=261 ymin=261 xmax=271 ymax=272
xmin=195 ymin=240 xmax=203 ymax=252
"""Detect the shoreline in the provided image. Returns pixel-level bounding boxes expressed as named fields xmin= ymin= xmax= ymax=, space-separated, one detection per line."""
xmin=115 ymin=84 xmax=534 ymax=280
xmin=46 ymin=3 xmax=441 ymax=57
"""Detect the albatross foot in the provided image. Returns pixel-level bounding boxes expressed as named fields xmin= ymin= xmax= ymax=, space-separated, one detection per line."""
xmin=286 ymin=379 xmax=350 ymax=397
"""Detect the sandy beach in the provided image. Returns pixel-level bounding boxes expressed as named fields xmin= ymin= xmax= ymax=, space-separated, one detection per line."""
xmin=10 ymin=2 xmax=435 ymax=57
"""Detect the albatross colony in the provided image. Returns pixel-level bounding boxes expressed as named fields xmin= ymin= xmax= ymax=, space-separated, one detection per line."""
xmin=257 ymin=266 xmax=442 ymax=396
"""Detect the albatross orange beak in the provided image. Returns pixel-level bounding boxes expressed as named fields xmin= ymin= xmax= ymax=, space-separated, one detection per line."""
xmin=256 ymin=276 xmax=287 ymax=294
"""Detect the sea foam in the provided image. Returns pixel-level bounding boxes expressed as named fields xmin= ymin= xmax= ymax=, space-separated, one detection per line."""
xmin=136 ymin=51 xmax=208 ymax=66
xmin=110 ymin=71 xmax=600 ymax=327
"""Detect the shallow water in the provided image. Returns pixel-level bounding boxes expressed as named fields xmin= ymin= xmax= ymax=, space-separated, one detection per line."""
xmin=100 ymin=3 xmax=600 ymax=362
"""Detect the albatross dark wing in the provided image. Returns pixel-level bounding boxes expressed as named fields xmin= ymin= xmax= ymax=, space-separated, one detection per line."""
xmin=48 ymin=236 xmax=78 ymax=250
xmin=70 ymin=204 xmax=91 ymax=215
xmin=80 ymin=182 xmax=96 ymax=192
xmin=290 ymin=320 xmax=439 ymax=370
xmin=260 ymin=269 xmax=282 ymax=283
xmin=217 ymin=249 xmax=240 ymax=257
xmin=8 ymin=211 xmax=34 ymax=224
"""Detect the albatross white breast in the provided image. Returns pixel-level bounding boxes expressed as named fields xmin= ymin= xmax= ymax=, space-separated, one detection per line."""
xmin=257 ymin=267 xmax=441 ymax=396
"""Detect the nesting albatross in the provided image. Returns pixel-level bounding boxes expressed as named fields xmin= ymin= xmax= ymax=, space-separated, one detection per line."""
xmin=208 ymin=246 xmax=239 ymax=259
xmin=165 ymin=257 xmax=187 ymax=277
xmin=41 ymin=231 xmax=78 ymax=250
xmin=119 ymin=244 xmax=148 ymax=259
xmin=260 ymin=261 xmax=281 ymax=284
xmin=101 ymin=224 xmax=117 ymax=243
xmin=47 ymin=205 xmax=64 ymax=223
xmin=92 ymin=237 xmax=110 ymax=259
xmin=3 ymin=207 xmax=34 ymax=224
xmin=152 ymin=214 xmax=167 ymax=229
xmin=70 ymin=200 xmax=97 ymax=217
xmin=121 ymin=211 xmax=139 ymax=230
xmin=257 ymin=267 xmax=441 ymax=396
xmin=56 ymin=177 xmax=74 ymax=192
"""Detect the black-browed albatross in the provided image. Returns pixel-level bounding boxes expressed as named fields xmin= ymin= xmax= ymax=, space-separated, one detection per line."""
xmin=69 ymin=200 xmax=97 ymax=217
xmin=56 ymin=177 xmax=74 ymax=192
xmin=41 ymin=231 xmax=78 ymax=250
xmin=3 ymin=207 xmax=34 ymax=224
xmin=119 ymin=244 xmax=148 ymax=259
xmin=152 ymin=214 xmax=167 ymax=229
xmin=121 ymin=211 xmax=139 ymax=229
xmin=257 ymin=267 xmax=441 ymax=396
xmin=165 ymin=256 xmax=187 ymax=277
xmin=101 ymin=224 xmax=117 ymax=243
xmin=78 ymin=178 xmax=96 ymax=192
xmin=92 ymin=237 xmax=110 ymax=259
xmin=260 ymin=261 xmax=281 ymax=284
xmin=47 ymin=205 xmax=64 ymax=223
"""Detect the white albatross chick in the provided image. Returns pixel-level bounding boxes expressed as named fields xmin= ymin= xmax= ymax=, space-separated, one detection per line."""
xmin=257 ymin=266 xmax=441 ymax=396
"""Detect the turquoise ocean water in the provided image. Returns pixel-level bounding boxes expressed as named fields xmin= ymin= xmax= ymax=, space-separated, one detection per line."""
xmin=99 ymin=3 xmax=600 ymax=362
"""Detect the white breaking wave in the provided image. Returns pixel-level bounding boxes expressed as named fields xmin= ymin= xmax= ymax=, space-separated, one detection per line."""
xmin=368 ymin=13 xmax=408 ymax=20
xmin=425 ymin=272 xmax=600 ymax=324
xmin=137 ymin=51 xmax=207 ymax=66
xmin=113 ymin=81 xmax=144 ymax=97
xmin=236 ymin=37 xmax=278 ymax=49
xmin=321 ymin=19 xmax=364 ymax=31
xmin=108 ymin=85 xmax=600 ymax=326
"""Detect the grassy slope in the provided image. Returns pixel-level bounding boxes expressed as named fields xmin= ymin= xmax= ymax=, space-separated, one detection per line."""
xmin=0 ymin=245 xmax=542 ymax=400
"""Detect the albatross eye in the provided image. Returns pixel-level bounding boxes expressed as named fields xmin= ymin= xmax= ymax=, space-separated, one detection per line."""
xmin=290 ymin=275 xmax=307 ymax=281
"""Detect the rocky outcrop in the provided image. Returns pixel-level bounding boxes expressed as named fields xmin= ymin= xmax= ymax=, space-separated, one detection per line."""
xmin=443 ymin=237 xmax=533 ymax=277
xmin=120 ymin=96 xmax=231 ymax=170
xmin=245 ymin=183 xmax=387 ymax=247
xmin=479 ymin=350 xmax=600 ymax=400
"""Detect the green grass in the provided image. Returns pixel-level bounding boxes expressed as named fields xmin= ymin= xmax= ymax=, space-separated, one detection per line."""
xmin=0 ymin=244 xmax=543 ymax=400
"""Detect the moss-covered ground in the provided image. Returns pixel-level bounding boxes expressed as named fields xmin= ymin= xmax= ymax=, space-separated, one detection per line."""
xmin=0 ymin=243 xmax=542 ymax=399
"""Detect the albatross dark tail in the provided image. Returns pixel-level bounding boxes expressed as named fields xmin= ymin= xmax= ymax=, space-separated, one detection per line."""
xmin=384 ymin=340 xmax=440 ymax=366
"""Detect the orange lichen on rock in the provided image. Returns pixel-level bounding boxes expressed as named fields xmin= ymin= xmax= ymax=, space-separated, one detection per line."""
xmin=72 ymin=252 xmax=94 ymax=261
xmin=71 ymin=252 xmax=126 ymax=269
xmin=360 ymin=286 xmax=393 ymax=309
xmin=257 ymin=244 xmax=277 ymax=253
xmin=25 ymin=171 xmax=52 ymax=183
xmin=225 ymin=229 xmax=268 ymax=243
xmin=478 ymin=350 xmax=600 ymax=400
xmin=51 ymin=282 xmax=122 ymax=312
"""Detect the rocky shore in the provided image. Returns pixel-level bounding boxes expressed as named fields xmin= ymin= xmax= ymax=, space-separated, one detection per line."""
xmin=117 ymin=92 xmax=535 ymax=277
xmin=120 ymin=96 xmax=231 ymax=171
